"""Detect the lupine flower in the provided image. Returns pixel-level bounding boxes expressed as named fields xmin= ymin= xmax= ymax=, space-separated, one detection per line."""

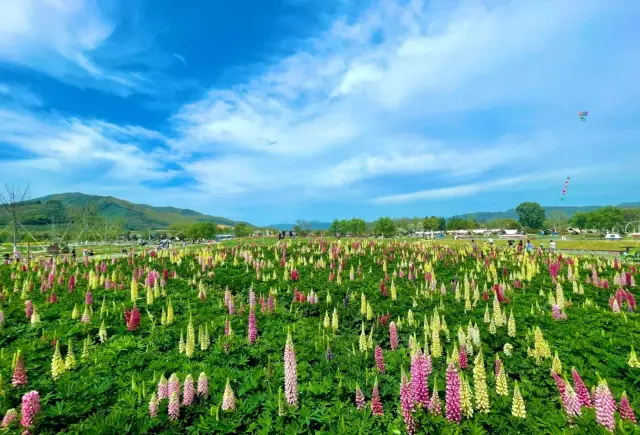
xmin=25 ymin=301 xmax=33 ymax=319
xmin=428 ymin=380 xmax=442 ymax=416
xmin=459 ymin=345 xmax=468 ymax=369
xmin=20 ymin=390 xmax=40 ymax=428
xmin=124 ymin=305 xmax=141 ymax=331
xmin=511 ymin=382 xmax=526 ymax=418
xmin=371 ymin=380 xmax=384 ymax=416
xmin=619 ymin=391 xmax=637 ymax=423
xmin=594 ymin=379 xmax=616 ymax=432
xmin=182 ymin=374 xmax=195 ymax=406
xmin=222 ymin=378 xmax=236 ymax=411
xmin=168 ymin=392 xmax=180 ymax=421
xmin=564 ymin=380 xmax=582 ymax=419
xmin=157 ymin=375 xmax=168 ymax=400
xmin=149 ymin=392 xmax=158 ymax=417
xmin=284 ymin=330 xmax=298 ymax=406
xmin=473 ymin=352 xmax=490 ymax=413
xmin=389 ymin=322 xmax=399 ymax=350
xmin=168 ymin=373 xmax=180 ymax=397
xmin=248 ymin=309 xmax=257 ymax=344
xmin=400 ymin=369 xmax=417 ymax=435
xmin=411 ymin=349 xmax=429 ymax=408
xmin=355 ymin=385 xmax=365 ymax=410
xmin=85 ymin=291 xmax=93 ymax=305
xmin=374 ymin=346 xmax=385 ymax=373
xmin=445 ymin=363 xmax=461 ymax=424
xmin=197 ymin=372 xmax=208 ymax=398
xmin=1 ymin=409 xmax=17 ymax=428
xmin=325 ymin=344 xmax=334 ymax=361
xmin=571 ymin=368 xmax=592 ymax=408
xmin=12 ymin=350 xmax=27 ymax=387
xmin=51 ymin=341 xmax=65 ymax=380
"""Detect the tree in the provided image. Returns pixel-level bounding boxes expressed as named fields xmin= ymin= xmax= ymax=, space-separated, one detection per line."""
xmin=349 ymin=218 xmax=367 ymax=236
xmin=293 ymin=219 xmax=313 ymax=236
xmin=569 ymin=212 xmax=588 ymax=230
xmin=0 ymin=184 xmax=29 ymax=252
xmin=234 ymin=222 xmax=253 ymax=237
xmin=544 ymin=211 xmax=569 ymax=232
xmin=422 ymin=216 xmax=440 ymax=231
xmin=373 ymin=217 xmax=396 ymax=237
xmin=515 ymin=202 xmax=546 ymax=229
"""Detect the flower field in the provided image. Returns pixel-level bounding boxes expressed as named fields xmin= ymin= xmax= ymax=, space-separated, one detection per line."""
xmin=0 ymin=240 xmax=638 ymax=434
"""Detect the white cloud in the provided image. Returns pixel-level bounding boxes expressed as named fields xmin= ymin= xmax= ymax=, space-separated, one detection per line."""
xmin=168 ymin=0 xmax=638 ymax=204
xmin=0 ymin=83 xmax=43 ymax=107
xmin=0 ymin=109 xmax=175 ymax=182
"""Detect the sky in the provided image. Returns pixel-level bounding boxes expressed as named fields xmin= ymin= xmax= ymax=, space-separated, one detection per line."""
xmin=0 ymin=0 xmax=639 ymax=226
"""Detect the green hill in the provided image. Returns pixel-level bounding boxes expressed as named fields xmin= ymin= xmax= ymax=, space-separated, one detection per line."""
xmin=452 ymin=202 xmax=640 ymax=222
xmin=0 ymin=192 xmax=244 ymax=231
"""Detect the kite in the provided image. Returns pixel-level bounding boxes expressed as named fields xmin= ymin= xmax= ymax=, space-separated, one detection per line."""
xmin=578 ymin=111 xmax=588 ymax=121
xmin=560 ymin=176 xmax=570 ymax=201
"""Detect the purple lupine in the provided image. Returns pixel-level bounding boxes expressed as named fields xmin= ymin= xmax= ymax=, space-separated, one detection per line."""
xmin=445 ymin=363 xmax=461 ymax=424
xmin=197 ymin=372 xmax=209 ymax=398
xmin=182 ymin=375 xmax=195 ymax=406
xmin=594 ymin=379 xmax=616 ymax=432
xmin=371 ymin=381 xmax=384 ymax=416
xmin=571 ymin=368 xmax=592 ymax=408
xmin=389 ymin=322 xmax=399 ymax=350
xmin=248 ymin=309 xmax=257 ymax=344
xmin=374 ymin=346 xmax=386 ymax=373
xmin=400 ymin=369 xmax=417 ymax=435
xmin=355 ymin=385 xmax=365 ymax=410
xmin=20 ymin=391 xmax=40 ymax=428
xmin=619 ymin=391 xmax=637 ymax=423
xmin=284 ymin=331 xmax=298 ymax=406
xmin=411 ymin=349 xmax=429 ymax=408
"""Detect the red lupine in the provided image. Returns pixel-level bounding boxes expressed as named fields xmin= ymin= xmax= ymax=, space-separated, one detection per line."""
xmin=124 ymin=306 xmax=141 ymax=331
xmin=619 ymin=391 xmax=637 ymax=423
xmin=371 ymin=381 xmax=384 ymax=416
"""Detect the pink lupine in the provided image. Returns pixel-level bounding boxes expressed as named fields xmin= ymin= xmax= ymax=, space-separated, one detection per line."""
xmin=411 ymin=350 xmax=429 ymax=408
xmin=355 ymin=385 xmax=365 ymax=410
xmin=182 ymin=375 xmax=195 ymax=406
xmin=459 ymin=345 xmax=468 ymax=369
xmin=149 ymin=393 xmax=158 ymax=417
xmin=124 ymin=306 xmax=141 ymax=331
xmin=619 ymin=391 xmax=637 ymax=423
xmin=374 ymin=346 xmax=385 ymax=373
xmin=1 ymin=408 xmax=17 ymax=428
xmin=389 ymin=322 xmax=399 ymax=350
xmin=197 ymin=372 xmax=208 ymax=398
xmin=12 ymin=351 xmax=27 ymax=387
xmin=168 ymin=373 xmax=180 ymax=397
xmin=371 ymin=381 xmax=384 ymax=416
xmin=248 ymin=309 xmax=257 ymax=344
xmin=291 ymin=269 xmax=299 ymax=281
xmin=594 ymin=379 xmax=616 ymax=432
xmin=571 ymin=368 xmax=592 ymax=408
xmin=552 ymin=372 xmax=568 ymax=408
xmin=157 ymin=375 xmax=168 ymax=400
xmin=268 ymin=295 xmax=275 ymax=313
xmin=564 ymin=380 xmax=582 ymax=419
xmin=249 ymin=289 xmax=256 ymax=309
xmin=400 ymin=369 xmax=417 ymax=435
xmin=428 ymin=380 xmax=442 ymax=416
xmin=68 ymin=275 xmax=75 ymax=292
xmin=168 ymin=392 xmax=180 ymax=421
xmin=85 ymin=291 xmax=93 ymax=305
xmin=284 ymin=331 xmax=298 ymax=406
xmin=20 ymin=390 xmax=40 ymax=428
xmin=495 ymin=357 xmax=502 ymax=377
xmin=25 ymin=301 xmax=33 ymax=319
xmin=228 ymin=297 xmax=235 ymax=315
xmin=445 ymin=363 xmax=461 ymax=424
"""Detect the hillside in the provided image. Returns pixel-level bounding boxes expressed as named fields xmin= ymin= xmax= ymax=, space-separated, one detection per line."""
xmin=0 ymin=192 xmax=245 ymax=231
xmin=270 ymin=202 xmax=640 ymax=229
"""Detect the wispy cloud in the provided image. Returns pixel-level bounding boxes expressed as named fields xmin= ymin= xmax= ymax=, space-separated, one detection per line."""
xmin=0 ymin=83 xmax=43 ymax=107
xmin=1 ymin=0 xmax=639 ymax=223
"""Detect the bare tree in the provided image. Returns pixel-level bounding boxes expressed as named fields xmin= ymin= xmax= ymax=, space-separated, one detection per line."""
xmin=0 ymin=184 xmax=30 ymax=252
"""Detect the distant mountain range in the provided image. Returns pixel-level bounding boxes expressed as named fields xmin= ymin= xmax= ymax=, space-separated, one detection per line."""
xmin=268 ymin=202 xmax=640 ymax=229
xmin=1 ymin=192 xmax=248 ymax=231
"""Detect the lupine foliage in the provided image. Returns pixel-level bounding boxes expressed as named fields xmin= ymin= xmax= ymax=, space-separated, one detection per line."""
xmin=0 ymin=240 xmax=637 ymax=434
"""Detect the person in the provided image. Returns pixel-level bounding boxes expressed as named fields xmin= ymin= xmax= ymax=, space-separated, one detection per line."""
xmin=3 ymin=253 xmax=9 ymax=264
xmin=508 ymin=240 xmax=514 ymax=248
xmin=488 ymin=237 xmax=494 ymax=246
xmin=540 ymin=242 xmax=545 ymax=252
xmin=83 ymin=249 xmax=88 ymax=258
xmin=526 ymin=240 xmax=533 ymax=252
xmin=549 ymin=239 xmax=556 ymax=252
xmin=71 ymin=248 xmax=76 ymax=260
xmin=471 ymin=239 xmax=476 ymax=249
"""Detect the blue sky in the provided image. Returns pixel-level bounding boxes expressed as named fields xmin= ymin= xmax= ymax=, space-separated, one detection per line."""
xmin=1 ymin=0 xmax=639 ymax=226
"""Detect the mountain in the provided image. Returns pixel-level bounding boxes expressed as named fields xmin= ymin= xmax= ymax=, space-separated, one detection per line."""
xmin=4 ymin=192 xmax=247 ymax=231
xmin=452 ymin=202 xmax=640 ymax=222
